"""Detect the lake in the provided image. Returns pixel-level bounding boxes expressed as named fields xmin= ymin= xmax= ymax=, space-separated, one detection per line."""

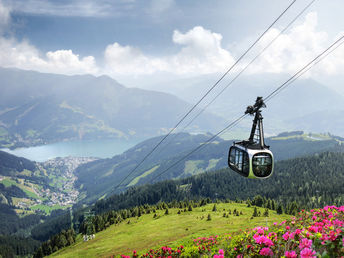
xmin=1 ymin=138 xmax=141 ymax=162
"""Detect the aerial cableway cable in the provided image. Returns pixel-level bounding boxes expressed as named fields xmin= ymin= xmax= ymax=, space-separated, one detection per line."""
xmin=158 ymin=0 xmax=317 ymax=154
xmin=111 ymin=0 xmax=297 ymax=192
xmin=264 ymin=34 xmax=344 ymax=103
xmin=150 ymin=34 xmax=344 ymax=182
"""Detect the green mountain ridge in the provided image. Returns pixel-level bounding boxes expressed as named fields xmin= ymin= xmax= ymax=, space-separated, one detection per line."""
xmin=74 ymin=131 xmax=344 ymax=204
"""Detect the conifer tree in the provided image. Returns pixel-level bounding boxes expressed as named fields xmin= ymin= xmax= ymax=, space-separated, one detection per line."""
xmin=252 ymin=207 xmax=258 ymax=217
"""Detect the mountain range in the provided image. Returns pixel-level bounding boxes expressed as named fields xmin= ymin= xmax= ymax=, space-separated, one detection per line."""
xmin=140 ymin=73 xmax=344 ymax=136
xmin=0 ymin=67 xmax=223 ymax=149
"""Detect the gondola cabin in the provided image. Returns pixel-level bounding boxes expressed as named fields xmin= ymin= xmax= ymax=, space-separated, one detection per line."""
xmin=228 ymin=143 xmax=273 ymax=178
xmin=228 ymin=97 xmax=274 ymax=179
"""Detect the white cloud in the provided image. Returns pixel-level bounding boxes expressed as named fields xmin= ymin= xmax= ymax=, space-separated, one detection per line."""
xmin=0 ymin=0 xmax=98 ymax=75
xmin=246 ymin=12 xmax=344 ymax=76
xmin=104 ymin=26 xmax=235 ymax=76
xmin=171 ymin=26 xmax=235 ymax=74
xmin=0 ymin=37 xmax=98 ymax=75
xmin=0 ymin=6 xmax=343 ymax=81
xmin=104 ymin=43 xmax=167 ymax=75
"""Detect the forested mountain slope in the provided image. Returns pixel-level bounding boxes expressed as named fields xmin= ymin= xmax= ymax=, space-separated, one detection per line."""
xmin=93 ymin=151 xmax=344 ymax=214
xmin=75 ymin=131 xmax=344 ymax=204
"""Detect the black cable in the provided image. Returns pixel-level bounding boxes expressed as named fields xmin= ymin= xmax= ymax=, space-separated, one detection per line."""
xmin=158 ymin=0 xmax=316 ymax=153
xmin=153 ymin=114 xmax=248 ymax=181
xmin=266 ymin=37 xmax=344 ymax=102
xmin=111 ymin=0 xmax=297 ymax=191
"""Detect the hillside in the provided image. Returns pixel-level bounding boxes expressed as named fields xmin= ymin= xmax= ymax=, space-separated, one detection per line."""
xmin=92 ymin=151 xmax=344 ymax=215
xmin=46 ymin=202 xmax=290 ymax=257
xmin=49 ymin=204 xmax=343 ymax=257
xmin=0 ymin=67 xmax=223 ymax=149
xmin=0 ymin=151 xmax=94 ymax=236
xmin=75 ymin=131 xmax=344 ymax=204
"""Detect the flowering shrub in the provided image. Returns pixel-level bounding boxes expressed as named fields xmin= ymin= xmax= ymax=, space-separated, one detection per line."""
xmin=120 ymin=206 xmax=344 ymax=257
xmin=225 ymin=206 xmax=344 ymax=257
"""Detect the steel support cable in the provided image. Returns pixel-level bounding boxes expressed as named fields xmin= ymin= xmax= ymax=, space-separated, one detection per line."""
xmin=158 ymin=0 xmax=316 ymax=154
xmin=149 ymin=35 xmax=344 ymax=182
xmin=267 ymin=38 xmax=344 ymax=101
xmin=111 ymin=0 xmax=297 ymax=192
xmin=264 ymin=35 xmax=344 ymax=103
xmin=152 ymin=114 xmax=248 ymax=181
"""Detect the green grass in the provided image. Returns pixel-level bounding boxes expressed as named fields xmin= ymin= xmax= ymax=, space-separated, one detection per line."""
xmin=128 ymin=165 xmax=160 ymax=186
xmin=31 ymin=204 xmax=66 ymax=215
xmin=271 ymin=132 xmax=332 ymax=141
xmin=184 ymin=160 xmax=205 ymax=176
xmin=206 ymin=159 xmax=220 ymax=171
xmin=1 ymin=178 xmax=17 ymax=187
xmin=51 ymin=203 xmax=290 ymax=258
xmin=1 ymin=178 xmax=41 ymax=199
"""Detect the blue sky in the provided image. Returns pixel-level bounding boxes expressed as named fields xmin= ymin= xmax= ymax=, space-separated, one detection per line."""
xmin=0 ymin=0 xmax=343 ymax=88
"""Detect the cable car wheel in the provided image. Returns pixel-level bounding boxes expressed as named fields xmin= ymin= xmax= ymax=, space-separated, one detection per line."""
xmin=228 ymin=97 xmax=274 ymax=179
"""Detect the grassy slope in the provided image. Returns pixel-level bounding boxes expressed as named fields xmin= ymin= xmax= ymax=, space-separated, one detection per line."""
xmin=51 ymin=203 xmax=290 ymax=257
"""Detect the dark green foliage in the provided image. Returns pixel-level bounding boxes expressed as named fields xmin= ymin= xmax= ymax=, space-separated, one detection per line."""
xmin=165 ymin=209 xmax=169 ymax=215
xmin=33 ymin=228 xmax=76 ymax=258
xmin=212 ymin=204 xmax=217 ymax=212
xmin=0 ymin=235 xmax=40 ymax=257
xmin=263 ymin=208 xmax=269 ymax=217
xmin=31 ymin=211 xmax=71 ymax=241
xmin=252 ymin=195 xmax=264 ymax=207
xmin=0 ymin=204 xmax=42 ymax=234
xmin=252 ymin=207 xmax=258 ymax=217
xmin=188 ymin=205 xmax=192 ymax=212
xmin=277 ymin=204 xmax=283 ymax=215
xmin=207 ymin=214 xmax=212 ymax=221
xmin=0 ymin=150 xmax=36 ymax=176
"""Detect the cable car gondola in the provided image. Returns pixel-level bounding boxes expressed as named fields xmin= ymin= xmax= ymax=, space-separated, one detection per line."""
xmin=228 ymin=97 xmax=274 ymax=179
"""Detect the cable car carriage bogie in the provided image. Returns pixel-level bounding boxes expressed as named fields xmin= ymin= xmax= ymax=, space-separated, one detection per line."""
xmin=228 ymin=97 xmax=274 ymax=179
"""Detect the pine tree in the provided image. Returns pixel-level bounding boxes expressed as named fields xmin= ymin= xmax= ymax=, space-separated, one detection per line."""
xmin=252 ymin=207 xmax=258 ymax=217
xmin=212 ymin=204 xmax=217 ymax=212
xmin=207 ymin=214 xmax=212 ymax=221
xmin=277 ymin=204 xmax=283 ymax=214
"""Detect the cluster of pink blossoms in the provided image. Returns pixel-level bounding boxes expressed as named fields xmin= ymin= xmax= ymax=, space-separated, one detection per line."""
xmin=225 ymin=206 xmax=344 ymax=257
xmin=120 ymin=206 xmax=344 ymax=257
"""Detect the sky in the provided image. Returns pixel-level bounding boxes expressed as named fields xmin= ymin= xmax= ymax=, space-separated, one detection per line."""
xmin=0 ymin=0 xmax=344 ymax=90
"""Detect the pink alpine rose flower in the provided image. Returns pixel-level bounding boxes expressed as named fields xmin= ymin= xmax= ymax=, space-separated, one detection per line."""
xmin=285 ymin=251 xmax=297 ymax=258
xmin=259 ymin=247 xmax=273 ymax=257
xmin=300 ymin=248 xmax=316 ymax=258
xmin=299 ymin=238 xmax=312 ymax=249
